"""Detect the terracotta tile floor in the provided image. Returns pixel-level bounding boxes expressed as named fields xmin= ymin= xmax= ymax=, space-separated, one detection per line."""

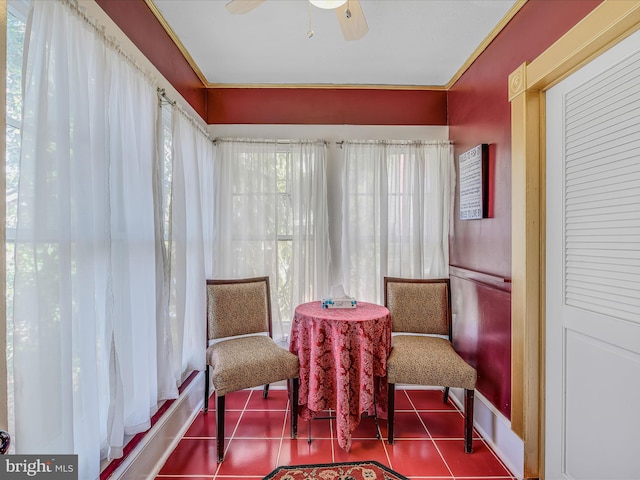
xmin=157 ymin=388 xmax=516 ymax=479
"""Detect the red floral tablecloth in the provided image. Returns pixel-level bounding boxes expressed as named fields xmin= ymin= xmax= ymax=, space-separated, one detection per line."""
xmin=289 ymin=301 xmax=392 ymax=451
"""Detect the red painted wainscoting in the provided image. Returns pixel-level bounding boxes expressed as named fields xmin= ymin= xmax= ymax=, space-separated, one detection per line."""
xmin=450 ymin=266 xmax=511 ymax=419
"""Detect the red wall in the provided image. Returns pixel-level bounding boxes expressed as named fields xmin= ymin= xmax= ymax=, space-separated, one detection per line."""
xmin=96 ymin=0 xmax=207 ymax=118
xmin=448 ymin=0 xmax=602 ymax=417
xmin=449 ymin=0 xmax=602 ymax=277
xmin=207 ymin=88 xmax=446 ymax=125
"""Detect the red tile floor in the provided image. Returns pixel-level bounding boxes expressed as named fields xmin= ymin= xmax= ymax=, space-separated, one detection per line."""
xmin=157 ymin=388 xmax=517 ymax=479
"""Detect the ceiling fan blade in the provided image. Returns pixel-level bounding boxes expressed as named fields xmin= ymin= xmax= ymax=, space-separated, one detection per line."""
xmin=335 ymin=0 xmax=368 ymax=41
xmin=225 ymin=0 xmax=266 ymax=15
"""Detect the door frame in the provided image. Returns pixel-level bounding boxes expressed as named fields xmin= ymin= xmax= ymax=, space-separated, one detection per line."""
xmin=508 ymin=2 xmax=640 ymax=478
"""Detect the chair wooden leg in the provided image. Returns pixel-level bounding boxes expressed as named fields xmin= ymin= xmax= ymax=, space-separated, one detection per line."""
xmin=443 ymin=386 xmax=450 ymax=404
xmin=290 ymin=378 xmax=299 ymax=439
xmin=373 ymin=376 xmax=380 ymax=439
xmin=216 ymin=394 xmax=225 ymax=463
xmin=464 ymin=389 xmax=474 ymax=453
xmin=263 ymin=384 xmax=270 ymax=399
xmin=204 ymin=365 xmax=210 ymax=413
xmin=387 ymin=382 xmax=395 ymax=444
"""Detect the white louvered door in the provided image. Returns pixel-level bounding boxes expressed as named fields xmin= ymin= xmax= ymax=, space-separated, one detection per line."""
xmin=546 ymin=29 xmax=640 ymax=480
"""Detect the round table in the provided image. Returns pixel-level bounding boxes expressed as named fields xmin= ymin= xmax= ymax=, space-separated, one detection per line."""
xmin=289 ymin=301 xmax=391 ymax=451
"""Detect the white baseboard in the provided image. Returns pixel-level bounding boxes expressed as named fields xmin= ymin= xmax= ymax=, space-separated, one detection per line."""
xmin=449 ymin=387 xmax=524 ymax=480
xmin=108 ymin=371 xmax=205 ymax=480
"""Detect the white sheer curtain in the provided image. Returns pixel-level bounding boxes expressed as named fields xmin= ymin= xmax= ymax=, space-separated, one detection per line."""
xmin=290 ymin=142 xmax=332 ymax=304
xmin=199 ymin=132 xmax=216 ymax=280
xmin=168 ymin=110 xmax=210 ymax=381
xmin=212 ymin=139 xmax=331 ymax=338
xmin=13 ymin=1 xmax=168 ymax=478
xmin=340 ymin=140 xmax=454 ymax=303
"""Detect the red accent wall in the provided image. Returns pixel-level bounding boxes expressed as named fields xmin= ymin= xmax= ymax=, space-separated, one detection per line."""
xmin=449 ymin=0 xmax=602 ymax=276
xmin=448 ymin=0 xmax=602 ymax=417
xmin=96 ymin=0 xmax=207 ymax=119
xmin=206 ymin=88 xmax=447 ymax=125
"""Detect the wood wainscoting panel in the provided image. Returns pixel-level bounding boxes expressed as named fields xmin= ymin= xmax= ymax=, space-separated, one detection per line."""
xmin=450 ymin=267 xmax=512 ymax=419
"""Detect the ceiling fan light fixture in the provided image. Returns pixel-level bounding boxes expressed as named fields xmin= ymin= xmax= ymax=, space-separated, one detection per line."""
xmin=309 ymin=0 xmax=347 ymax=9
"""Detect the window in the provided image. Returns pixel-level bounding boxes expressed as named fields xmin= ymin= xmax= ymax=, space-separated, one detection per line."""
xmin=214 ymin=139 xmax=331 ymax=340
xmin=5 ymin=0 xmax=28 ymax=447
xmin=229 ymin=145 xmax=295 ymax=333
xmin=341 ymin=141 xmax=453 ymax=302
xmin=161 ymin=101 xmax=173 ymax=244
xmin=275 ymin=147 xmax=293 ymax=330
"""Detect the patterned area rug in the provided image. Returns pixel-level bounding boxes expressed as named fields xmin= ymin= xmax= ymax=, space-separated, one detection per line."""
xmin=263 ymin=461 xmax=409 ymax=480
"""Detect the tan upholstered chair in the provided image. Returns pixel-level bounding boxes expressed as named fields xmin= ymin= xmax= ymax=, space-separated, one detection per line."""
xmin=384 ymin=277 xmax=477 ymax=453
xmin=205 ymin=277 xmax=299 ymax=462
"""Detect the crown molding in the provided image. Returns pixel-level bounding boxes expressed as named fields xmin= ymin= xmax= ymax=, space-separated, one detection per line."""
xmin=446 ymin=0 xmax=527 ymax=90
xmin=205 ymin=83 xmax=447 ymax=90
xmin=143 ymin=0 xmax=209 ymax=86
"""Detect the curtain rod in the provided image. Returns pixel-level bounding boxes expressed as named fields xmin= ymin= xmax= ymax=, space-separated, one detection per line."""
xmin=64 ymin=0 xmax=159 ymax=88
xmin=63 ymin=0 xmax=213 ymax=145
xmin=157 ymin=88 xmax=214 ymax=143
xmin=213 ymin=137 xmax=329 ymax=146
xmin=335 ymin=139 xmax=453 ymax=147
xmin=157 ymin=88 xmax=176 ymax=106
xmin=212 ymin=139 xmax=451 ymax=147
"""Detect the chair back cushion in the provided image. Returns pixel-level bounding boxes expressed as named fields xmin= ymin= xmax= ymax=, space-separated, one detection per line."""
xmin=385 ymin=278 xmax=450 ymax=335
xmin=207 ymin=278 xmax=270 ymax=340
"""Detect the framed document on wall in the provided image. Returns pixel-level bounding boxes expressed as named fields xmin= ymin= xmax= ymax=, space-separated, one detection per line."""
xmin=459 ymin=144 xmax=489 ymax=220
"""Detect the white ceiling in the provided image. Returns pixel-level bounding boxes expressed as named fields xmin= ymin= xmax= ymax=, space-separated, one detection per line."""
xmin=152 ymin=0 xmax=519 ymax=87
